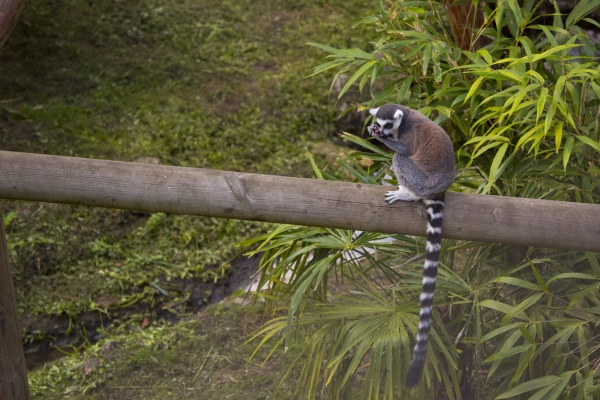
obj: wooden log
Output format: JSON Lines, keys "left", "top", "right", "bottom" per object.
{"left": 0, "top": 209, "right": 30, "bottom": 399}
{"left": 0, "top": 0, "right": 29, "bottom": 50}
{"left": 0, "top": 151, "right": 598, "bottom": 252}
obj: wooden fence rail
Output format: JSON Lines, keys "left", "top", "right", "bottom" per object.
{"left": 0, "top": 150, "right": 599, "bottom": 251}
{"left": 0, "top": 150, "right": 600, "bottom": 400}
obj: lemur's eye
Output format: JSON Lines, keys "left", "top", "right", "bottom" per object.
{"left": 384, "top": 123, "right": 393, "bottom": 129}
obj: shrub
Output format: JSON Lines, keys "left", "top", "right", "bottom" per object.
{"left": 247, "top": 1, "right": 600, "bottom": 398}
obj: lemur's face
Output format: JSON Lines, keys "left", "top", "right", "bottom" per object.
{"left": 367, "top": 105, "right": 404, "bottom": 139}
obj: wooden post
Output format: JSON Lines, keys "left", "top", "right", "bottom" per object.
{"left": 0, "top": 0, "right": 29, "bottom": 50}
{"left": 0, "top": 210, "right": 30, "bottom": 399}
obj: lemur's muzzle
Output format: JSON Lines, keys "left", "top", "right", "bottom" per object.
{"left": 368, "top": 123, "right": 382, "bottom": 136}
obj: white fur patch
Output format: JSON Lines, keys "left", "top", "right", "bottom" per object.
{"left": 426, "top": 209, "right": 443, "bottom": 219}
{"left": 422, "top": 276, "right": 436, "bottom": 284}
{"left": 420, "top": 292, "right": 434, "bottom": 301}
{"left": 385, "top": 185, "right": 422, "bottom": 203}
{"left": 426, "top": 242, "right": 441, "bottom": 252}
{"left": 420, "top": 306, "right": 432, "bottom": 316}
{"left": 423, "top": 260, "right": 437, "bottom": 269}
{"left": 369, "top": 108, "right": 379, "bottom": 116}
{"left": 426, "top": 225, "right": 442, "bottom": 234}
{"left": 394, "top": 109, "right": 403, "bottom": 120}
{"left": 376, "top": 118, "right": 389, "bottom": 127}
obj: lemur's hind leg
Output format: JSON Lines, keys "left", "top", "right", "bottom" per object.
{"left": 385, "top": 185, "right": 422, "bottom": 204}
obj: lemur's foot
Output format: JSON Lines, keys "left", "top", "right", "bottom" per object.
{"left": 385, "top": 186, "right": 421, "bottom": 204}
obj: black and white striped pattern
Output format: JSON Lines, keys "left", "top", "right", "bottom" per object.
{"left": 406, "top": 195, "right": 444, "bottom": 387}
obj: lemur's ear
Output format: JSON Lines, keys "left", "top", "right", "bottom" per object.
{"left": 369, "top": 108, "right": 379, "bottom": 117}
{"left": 393, "top": 109, "right": 403, "bottom": 120}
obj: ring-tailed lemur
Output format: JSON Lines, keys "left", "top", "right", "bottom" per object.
{"left": 367, "top": 104, "right": 455, "bottom": 387}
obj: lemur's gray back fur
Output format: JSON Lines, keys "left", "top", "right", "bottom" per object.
{"left": 367, "top": 104, "right": 455, "bottom": 387}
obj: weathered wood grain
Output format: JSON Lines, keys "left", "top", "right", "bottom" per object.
{"left": 0, "top": 151, "right": 598, "bottom": 251}
{"left": 0, "top": 210, "right": 30, "bottom": 400}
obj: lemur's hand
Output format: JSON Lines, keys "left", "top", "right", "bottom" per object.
{"left": 367, "top": 124, "right": 381, "bottom": 137}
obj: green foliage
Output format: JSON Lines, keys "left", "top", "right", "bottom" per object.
{"left": 310, "top": 0, "right": 600, "bottom": 199}
{"left": 248, "top": 1, "right": 600, "bottom": 398}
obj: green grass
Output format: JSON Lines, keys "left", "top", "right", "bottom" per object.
{"left": 28, "top": 299, "right": 318, "bottom": 399}
{"left": 0, "top": 0, "right": 372, "bottom": 397}
{"left": 1, "top": 0, "right": 364, "bottom": 171}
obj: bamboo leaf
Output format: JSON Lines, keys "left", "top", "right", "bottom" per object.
{"left": 553, "top": 76, "right": 566, "bottom": 109}
{"left": 504, "top": 3, "right": 520, "bottom": 38}
{"left": 488, "top": 330, "right": 522, "bottom": 379}
{"left": 554, "top": 121, "right": 563, "bottom": 153}
{"left": 306, "top": 42, "right": 343, "bottom": 54}
{"left": 306, "top": 152, "right": 323, "bottom": 180}
{"left": 566, "top": 0, "right": 600, "bottom": 27}
{"left": 338, "top": 60, "right": 377, "bottom": 99}
{"left": 484, "top": 344, "right": 534, "bottom": 363}
{"left": 536, "top": 86, "right": 548, "bottom": 122}
{"left": 495, "top": 2, "right": 505, "bottom": 35}
{"left": 575, "top": 135, "right": 600, "bottom": 152}
{"left": 547, "top": 272, "right": 599, "bottom": 285}
{"left": 526, "top": 70, "right": 544, "bottom": 84}
{"left": 464, "top": 135, "right": 511, "bottom": 147}
{"left": 501, "top": 292, "right": 544, "bottom": 325}
{"left": 545, "top": 371, "right": 575, "bottom": 400}
{"left": 479, "top": 300, "right": 528, "bottom": 320}
{"left": 527, "top": 385, "right": 557, "bottom": 400}
{"left": 516, "top": 124, "right": 543, "bottom": 150}
{"left": 528, "top": 260, "right": 548, "bottom": 292}
{"left": 341, "top": 133, "right": 390, "bottom": 157}
{"left": 423, "top": 43, "right": 432, "bottom": 75}
{"left": 568, "top": 282, "right": 600, "bottom": 308}
{"left": 519, "top": 325, "right": 535, "bottom": 344}
{"left": 494, "top": 277, "right": 540, "bottom": 291}
{"left": 495, "top": 376, "right": 562, "bottom": 399}
{"left": 586, "top": 252, "right": 600, "bottom": 276}
{"left": 307, "top": 60, "right": 350, "bottom": 78}
{"left": 507, "top": 0, "right": 523, "bottom": 31}
{"left": 485, "top": 143, "right": 509, "bottom": 193}
{"left": 477, "top": 49, "right": 493, "bottom": 64}
{"left": 478, "top": 322, "right": 524, "bottom": 345}
{"left": 395, "top": 76, "right": 413, "bottom": 103}
{"left": 563, "top": 136, "right": 574, "bottom": 171}
{"left": 544, "top": 104, "right": 555, "bottom": 135}
{"left": 530, "top": 44, "right": 580, "bottom": 63}
{"left": 464, "top": 76, "right": 485, "bottom": 103}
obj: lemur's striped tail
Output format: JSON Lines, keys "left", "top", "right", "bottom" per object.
{"left": 406, "top": 194, "right": 445, "bottom": 387}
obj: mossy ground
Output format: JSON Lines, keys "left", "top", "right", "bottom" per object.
{"left": 28, "top": 298, "right": 365, "bottom": 399}
{"left": 29, "top": 299, "right": 320, "bottom": 399}
{"left": 0, "top": 0, "right": 371, "bottom": 397}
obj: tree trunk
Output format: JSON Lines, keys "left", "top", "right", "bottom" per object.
{"left": 0, "top": 0, "right": 29, "bottom": 51}
{"left": 0, "top": 209, "right": 30, "bottom": 399}
{"left": 446, "top": 0, "right": 490, "bottom": 51}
